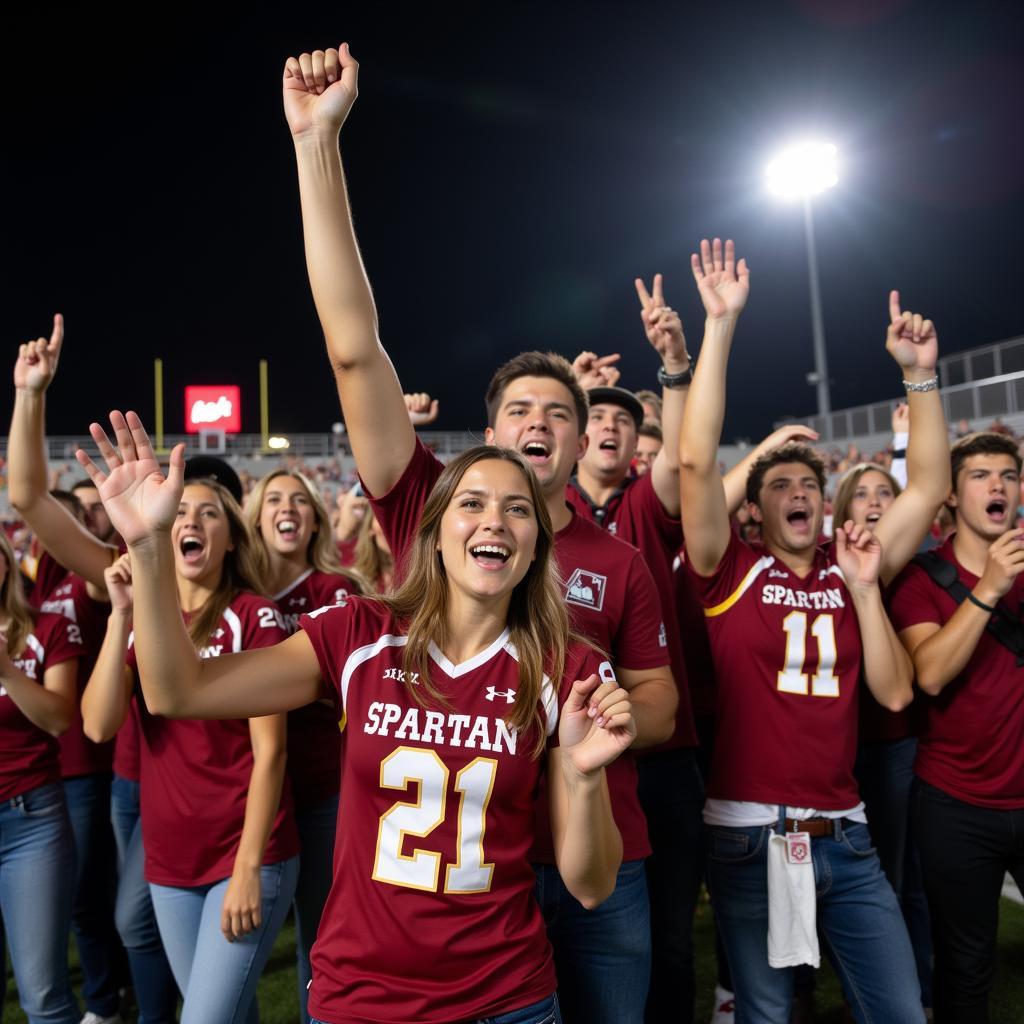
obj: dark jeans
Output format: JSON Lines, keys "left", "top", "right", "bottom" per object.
{"left": 636, "top": 747, "right": 705, "bottom": 1024}
{"left": 855, "top": 738, "right": 932, "bottom": 1006}
{"left": 912, "top": 777, "right": 1024, "bottom": 1023}
{"left": 64, "top": 772, "right": 127, "bottom": 1017}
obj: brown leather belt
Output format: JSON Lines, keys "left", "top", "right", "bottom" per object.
{"left": 784, "top": 817, "right": 844, "bottom": 837}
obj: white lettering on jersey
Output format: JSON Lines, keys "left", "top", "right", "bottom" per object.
{"left": 565, "top": 569, "right": 607, "bottom": 612}
{"left": 760, "top": 584, "right": 845, "bottom": 610}
{"left": 40, "top": 596, "right": 77, "bottom": 624}
{"left": 362, "top": 702, "right": 518, "bottom": 755}
{"left": 383, "top": 667, "right": 420, "bottom": 685}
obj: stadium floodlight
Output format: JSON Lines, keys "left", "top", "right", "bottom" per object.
{"left": 268, "top": 435, "right": 291, "bottom": 450}
{"left": 765, "top": 142, "right": 838, "bottom": 199}
{"left": 765, "top": 141, "right": 839, "bottom": 417}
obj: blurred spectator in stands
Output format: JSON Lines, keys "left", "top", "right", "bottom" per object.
{"left": 634, "top": 388, "right": 662, "bottom": 426}
{"left": 633, "top": 423, "right": 663, "bottom": 477}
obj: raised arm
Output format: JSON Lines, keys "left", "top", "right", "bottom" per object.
{"left": 634, "top": 274, "right": 691, "bottom": 517}
{"left": 9, "top": 316, "right": 116, "bottom": 588}
{"left": 81, "top": 555, "right": 135, "bottom": 742}
{"left": 549, "top": 673, "right": 634, "bottom": 908}
{"left": 285, "top": 43, "right": 414, "bottom": 497}
{"left": 678, "top": 239, "right": 750, "bottom": 574}
{"left": 721, "top": 424, "right": 821, "bottom": 516}
{"left": 835, "top": 521, "right": 913, "bottom": 710}
{"left": 76, "top": 413, "right": 324, "bottom": 720}
{"left": 873, "top": 293, "right": 950, "bottom": 584}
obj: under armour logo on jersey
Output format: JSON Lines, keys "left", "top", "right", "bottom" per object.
{"left": 485, "top": 687, "right": 516, "bottom": 704}
{"left": 565, "top": 569, "right": 607, "bottom": 612}
{"left": 768, "top": 569, "right": 789, "bottom": 579}
{"left": 608, "top": 522, "right": 618, "bottom": 536}
{"left": 288, "top": 596, "right": 307, "bottom": 607}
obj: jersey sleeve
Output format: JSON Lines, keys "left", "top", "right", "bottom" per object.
{"left": 242, "top": 600, "right": 290, "bottom": 651}
{"left": 887, "top": 561, "right": 946, "bottom": 632}
{"left": 366, "top": 438, "right": 444, "bottom": 581}
{"left": 298, "top": 602, "right": 361, "bottom": 708}
{"left": 612, "top": 552, "right": 670, "bottom": 670}
{"left": 37, "top": 612, "right": 84, "bottom": 669}
{"left": 629, "top": 473, "right": 683, "bottom": 551}
{"left": 683, "top": 530, "right": 760, "bottom": 609}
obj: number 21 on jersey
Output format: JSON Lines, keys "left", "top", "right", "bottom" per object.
{"left": 373, "top": 747, "right": 497, "bottom": 894}
{"left": 777, "top": 611, "right": 839, "bottom": 697}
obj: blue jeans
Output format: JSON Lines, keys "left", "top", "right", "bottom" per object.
{"left": 110, "top": 774, "right": 179, "bottom": 1023}
{"left": 294, "top": 792, "right": 339, "bottom": 1024}
{"left": 150, "top": 855, "right": 299, "bottom": 1024}
{"left": 855, "top": 738, "right": 933, "bottom": 1007}
{"left": 312, "top": 992, "right": 561, "bottom": 1024}
{"left": 533, "top": 858, "right": 650, "bottom": 1024}
{"left": 637, "top": 748, "right": 705, "bottom": 1024}
{"left": 706, "top": 817, "right": 924, "bottom": 1024}
{"left": 0, "top": 781, "right": 80, "bottom": 1024}
{"left": 64, "top": 771, "right": 126, "bottom": 1017}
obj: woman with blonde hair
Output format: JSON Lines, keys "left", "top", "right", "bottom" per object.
{"left": 81, "top": 441, "right": 300, "bottom": 1024}
{"left": 246, "top": 467, "right": 365, "bottom": 1023}
{"left": 0, "top": 528, "right": 82, "bottom": 1022}
{"left": 79, "top": 412, "right": 633, "bottom": 1024}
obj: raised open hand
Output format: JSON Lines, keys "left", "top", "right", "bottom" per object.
{"left": 635, "top": 274, "right": 689, "bottom": 369}
{"left": 834, "top": 519, "right": 882, "bottom": 592}
{"left": 572, "top": 351, "right": 621, "bottom": 390}
{"left": 14, "top": 314, "right": 63, "bottom": 394}
{"left": 404, "top": 392, "right": 440, "bottom": 426}
{"left": 558, "top": 671, "right": 635, "bottom": 778}
{"left": 690, "top": 238, "right": 750, "bottom": 321}
{"left": 283, "top": 42, "right": 359, "bottom": 139}
{"left": 75, "top": 412, "right": 185, "bottom": 549}
{"left": 885, "top": 291, "right": 938, "bottom": 375}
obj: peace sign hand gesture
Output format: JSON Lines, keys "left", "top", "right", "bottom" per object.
{"left": 14, "top": 314, "right": 63, "bottom": 395}
{"left": 885, "top": 291, "right": 938, "bottom": 377}
{"left": 75, "top": 412, "right": 186, "bottom": 550}
{"left": 635, "top": 274, "right": 689, "bottom": 371}
{"left": 690, "top": 238, "right": 750, "bottom": 321}
{"left": 283, "top": 42, "right": 360, "bottom": 140}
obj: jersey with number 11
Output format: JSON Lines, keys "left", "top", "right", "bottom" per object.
{"left": 300, "top": 598, "right": 603, "bottom": 1024}
{"left": 687, "top": 532, "right": 864, "bottom": 809}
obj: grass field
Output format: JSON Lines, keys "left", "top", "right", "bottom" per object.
{"left": 5, "top": 897, "right": 1024, "bottom": 1022}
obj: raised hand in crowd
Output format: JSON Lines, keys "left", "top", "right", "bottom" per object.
{"left": 104, "top": 553, "right": 134, "bottom": 614}
{"left": 634, "top": 273, "right": 689, "bottom": 372}
{"left": 690, "top": 237, "right": 750, "bottom": 322}
{"left": 886, "top": 290, "right": 939, "bottom": 384}
{"left": 13, "top": 314, "right": 63, "bottom": 395}
{"left": 404, "top": 392, "right": 439, "bottom": 426}
{"left": 571, "top": 350, "right": 621, "bottom": 390}
{"left": 334, "top": 487, "right": 370, "bottom": 542}
{"left": 283, "top": 42, "right": 359, "bottom": 140}
{"left": 892, "top": 401, "right": 910, "bottom": 435}
{"left": 722, "top": 423, "right": 820, "bottom": 515}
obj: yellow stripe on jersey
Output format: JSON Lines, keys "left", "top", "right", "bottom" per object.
{"left": 704, "top": 555, "right": 776, "bottom": 618}
{"left": 338, "top": 710, "right": 347, "bottom": 734}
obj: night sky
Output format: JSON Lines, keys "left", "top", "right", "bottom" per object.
{"left": 5, "top": 2, "right": 1023, "bottom": 444}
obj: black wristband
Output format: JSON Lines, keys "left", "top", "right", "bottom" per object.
{"left": 967, "top": 592, "right": 996, "bottom": 614}
{"left": 658, "top": 364, "right": 693, "bottom": 389}
{"left": 892, "top": 448, "right": 907, "bottom": 459}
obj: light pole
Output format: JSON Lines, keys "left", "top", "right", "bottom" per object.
{"left": 766, "top": 142, "right": 839, "bottom": 417}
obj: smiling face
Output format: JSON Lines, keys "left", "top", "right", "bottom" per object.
{"left": 750, "top": 461, "right": 824, "bottom": 556}
{"left": 581, "top": 403, "right": 638, "bottom": 482}
{"left": 484, "top": 376, "right": 588, "bottom": 495}
{"left": 172, "top": 483, "right": 234, "bottom": 586}
{"left": 258, "top": 474, "right": 317, "bottom": 561}
{"left": 437, "top": 459, "right": 539, "bottom": 605}
{"left": 847, "top": 469, "right": 897, "bottom": 532}
{"left": 949, "top": 453, "right": 1021, "bottom": 541}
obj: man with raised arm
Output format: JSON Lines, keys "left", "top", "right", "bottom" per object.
{"left": 285, "top": 42, "right": 676, "bottom": 1024}
{"left": 566, "top": 279, "right": 704, "bottom": 1024}
{"left": 677, "top": 237, "right": 944, "bottom": 1024}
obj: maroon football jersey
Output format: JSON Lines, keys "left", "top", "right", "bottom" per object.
{"left": 888, "top": 537, "right": 1024, "bottom": 808}
{"left": 0, "top": 610, "right": 83, "bottom": 800}
{"left": 567, "top": 473, "right": 698, "bottom": 750}
{"left": 273, "top": 569, "right": 358, "bottom": 809}
{"left": 32, "top": 553, "right": 115, "bottom": 777}
{"left": 128, "top": 592, "right": 299, "bottom": 886}
{"left": 687, "top": 532, "right": 865, "bottom": 809}
{"left": 301, "top": 597, "right": 607, "bottom": 1023}
{"left": 367, "top": 439, "right": 665, "bottom": 860}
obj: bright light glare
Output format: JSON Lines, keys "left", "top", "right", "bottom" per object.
{"left": 268, "top": 436, "right": 290, "bottom": 450}
{"left": 766, "top": 142, "right": 838, "bottom": 198}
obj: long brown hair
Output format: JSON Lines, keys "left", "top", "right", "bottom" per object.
{"left": 832, "top": 463, "right": 902, "bottom": 529}
{"left": 0, "top": 532, "right": 34, "bottom": 658}
{"left": 246, "top": 469, "right": 366, "bottom": 593}
{"left": 180, "top": 479, "right": 265, "bottom": 650}
{"left": 378, "top": 446, "right": 574, "bottom": 757}
{"left": 351, "top": 512, "right": 393, "bottom": 593}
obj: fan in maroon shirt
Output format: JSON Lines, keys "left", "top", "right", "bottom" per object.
{"left": 77, "top": 408, "right": 634, "bottom": 1024}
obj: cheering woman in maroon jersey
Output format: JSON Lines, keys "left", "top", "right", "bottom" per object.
{"left": 246, "top": 468, "right": 365, "bottom": 1024}
{"left": 81, "top": 467, "right": 300, "bottom": 1024}
{"left": 78, "top": 412, "right": 633, "bottom": 1024}
{"left": 0, "top": 528, "right": 82, "bottom": 1022}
